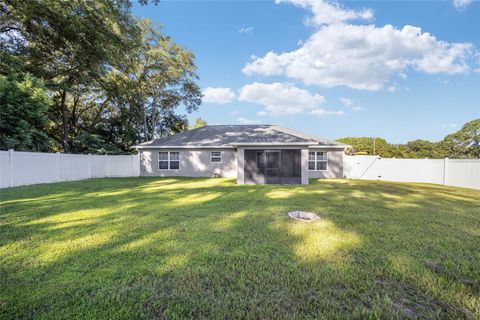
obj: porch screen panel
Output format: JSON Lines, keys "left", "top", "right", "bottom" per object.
{"left": 281, "top": 150, "right": 301, "bottom": 178}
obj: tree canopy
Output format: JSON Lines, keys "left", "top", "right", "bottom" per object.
{"left": 338, "top": 119, "right": 480, "bottom": 159}
{"left": 0, "top": 74, "right": 51, "bottom": 151}
{"left": 1, "top": 0, "right": 201, "bottom": 154}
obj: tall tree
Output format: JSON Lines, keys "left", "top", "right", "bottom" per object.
{"left": 442, "top": 119, "right": 480, "bottom": 158}
{"left": 1, "top": 0, "right": 140, "bottom": 152}
{"left": 2, "top": 1, "right": 202, "bottom": 154}
{"left": 107, "top": 19, "right": 202, "bottom": 142}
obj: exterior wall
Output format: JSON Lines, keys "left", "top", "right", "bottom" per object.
{"left": 236, "top": 147, "right": 245, "bottom": 184}
{"left": 139, "top": 148, "right": 237, "bottom": 178}
{"left": 301, "top": 148, "right": 309, "bottom": 184}
{"left": 307, "top": 148, "right": 345, "bottom": 179}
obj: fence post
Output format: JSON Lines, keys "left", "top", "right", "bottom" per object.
{"left": 8, "top": 149, "right": 14, "bottom": 187}
{"left": 130, "top": 154, "right": 134, "bottom": 176}
{"left": 56, "top": 152, "right": 61, "bottom": 182}
{"left": 88, "top": 154, "right": 92, "bottom": 179}
{"left": 104, "top": 154, "right": 107, "bottom": 177}
{"left": 443, "top": 157, "right": 449, "bottom": 186}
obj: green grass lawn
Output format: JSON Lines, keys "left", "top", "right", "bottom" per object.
{"left": 1, "top": 178, "right": 479, "bottom": 319}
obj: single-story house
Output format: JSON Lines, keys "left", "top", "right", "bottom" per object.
{"left": 134, "top": 125, "right": 349, "bottom": 185}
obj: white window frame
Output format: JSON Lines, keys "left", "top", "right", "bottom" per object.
{"left": 210, "top": 151, "right": 222, "bottom": 163}
{"left": 308, "top": 151, "right": 328, "bottom": 171}
{"left": 158, "top": 151, "right": 180, "bottom": 170}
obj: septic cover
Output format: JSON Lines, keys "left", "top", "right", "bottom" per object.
{"left": 288, "top": 211, "right": 320, "bottom": 222}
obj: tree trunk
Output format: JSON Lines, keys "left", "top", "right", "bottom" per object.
{"left": 143, "top": 103, "right": 148, "bottom": 142}
{"left": 151, "top": 104, "right": 157, "bottom": 140}
{"left": 60, "top": 90, "right": 69, "bottom": 152}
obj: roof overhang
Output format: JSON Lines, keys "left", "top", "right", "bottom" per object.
{"left": 308, "top": 145, "right": 350, "bottom": 149}
{"left": 230, "top": 142, "right": 316, "bottom": 147}
{"left": 133, "top": 145, "right": 234, "bottom": 149}
{"left": 133, "top": 143, "right": 351, "bottom": 149}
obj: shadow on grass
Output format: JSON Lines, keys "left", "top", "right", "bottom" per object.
{"left": 0, "top": 177, "right": 479, "bottom": 319}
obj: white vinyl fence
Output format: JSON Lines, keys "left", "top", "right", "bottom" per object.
{"left": 2, "top": 151, "right": 478, "bottom": 190}
{"left": 0, "top": 150, "right": 139, "bottom": 188}
{"left": 344, "top": 156, "right": 480, "bottom": 190}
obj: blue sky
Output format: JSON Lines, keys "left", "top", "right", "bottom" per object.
{"left": 133, "top": 0, "right": 479, "bottom": 143}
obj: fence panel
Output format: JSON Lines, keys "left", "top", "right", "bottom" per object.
{"left": 447, "top": 159, "right": 480, "bottom": 189}
{"left": 105, "top": 155, "right": 138, "bottom": 176}
{"left": 12, "top": 152, "right": 59, "bottom": 187}
{"left": 344, "top": 156, "right": 479, "bottom": 189}
{"left": 343, "top": 156, "right": 378, "bottom": 179}
{"left": 60, "top": 154, "right": 90, "bottom": 181}
{"left": 91, "top": 155, "right": 106, "bottom": 178}
{"left": 0, "top": 150, "right": 139, "bottom": 188}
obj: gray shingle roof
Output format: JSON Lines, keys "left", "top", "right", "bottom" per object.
{"left": 135, "top": 125, "right": 348, "bottom": 148}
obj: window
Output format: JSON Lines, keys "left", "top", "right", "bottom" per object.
{"left": 169, "top": 152, "right": 179, "bottom": 169}
{"left": 159, "top": 152, "right": 169, "bottom": 170}
{"left": 308, "top": 152, "right": 316, "bottom": 170}
{"left": 210, "top": 151, "right": 222, "bottom": 163}
{"left": 159, "top": 151, "right": 180, "bottom": 170}
{"left": 308, "top": 151, "right": 328, "bottom": 171}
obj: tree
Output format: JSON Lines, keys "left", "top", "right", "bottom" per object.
{"left": 405, "top": 139, "right": 443, "bottom": 158}
{"left": 337, "top": 137, "right": 393, "bottom": 157}
{"left": 1, "top": 0, "right": 140, "bottom": 152}
{"left": 192, "top": 117, "right": 207, "bottom": 129}
{"left": 338, "top": 119, "right": 479, "bottom": 159}
{"left": 1, "top": 1, "right": 201, "bottom": 154}
{"left": 0, "top": 74, "right": 51, "bottom": 151}
{"left": 442, "top": 119, "right": 480, "bottom": 158}
{"left": 107, "top": 19, "right": 202, "bottom": 142}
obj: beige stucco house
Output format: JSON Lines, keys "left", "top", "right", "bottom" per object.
{"left": 134, "top": 125, "right": 349, "bottom": 185}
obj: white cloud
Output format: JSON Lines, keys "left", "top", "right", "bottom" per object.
{"left": 239, "top": 82, "right": 328, "bottom": 116}
{"left": 453, "top": 0, "right": 472, "bottom": 9}
{"left": 238, "top": 117, "right": 259, "bottom": 124}
{"left": 202, "top": 87, "right": 236, "bottom": 104}
{"left": 340, "top": 98, "right": 353, "bottom": 107}
{"left": 275, "top": 0, "right": 373, "bottom": 26}
{"left": 243, "top": 1, "right": 475, "bottom": 91}
{"left": 351, "top": 106, "right": 363, "bottom": 111}
{"left": 239, "top": 27, "right": 254, "bottom": 34}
